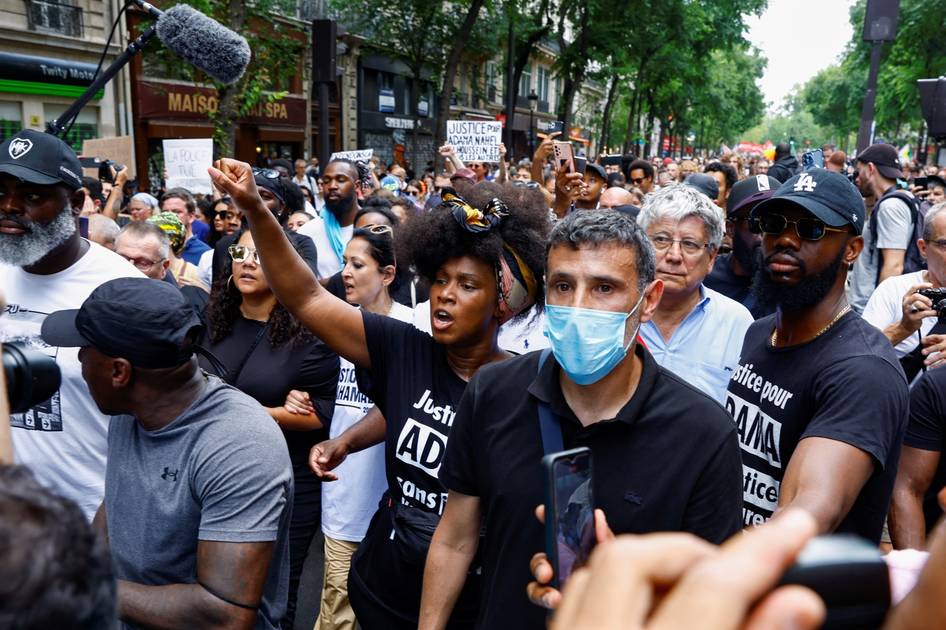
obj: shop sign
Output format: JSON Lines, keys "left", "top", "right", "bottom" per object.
{"left": 384, "top": 116, "right": 415, "bottom": 130}
{"left": 379, "top": 88, "right": 395, "bottom": 113}
{"left": 137, "top": 81, "right": 306, "bottom": 126}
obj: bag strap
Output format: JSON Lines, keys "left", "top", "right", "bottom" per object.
{"left": 870, "top": 188, "right": 919, "bottom": 282}
{"left": 224, "top": 322, "right": 269, "bottom": 385}
{"left": 536, "top": 348, "right": 564, "bottom": 455}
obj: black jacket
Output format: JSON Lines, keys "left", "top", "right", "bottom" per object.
{"left": 767, "top": 155, "right": 800, "bottom": 184}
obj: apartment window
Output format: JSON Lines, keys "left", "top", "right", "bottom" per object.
{"left": 485, "top": 62, "right": 498, "bottom": 103}
{"left": 518, "top": 64, "right": 532, "bottom": 98}
{"left": 25, "top": 0, "right": 83, "bottom": 37}
{"left": 537, "top": 67, "right": 550, "bottom": 105}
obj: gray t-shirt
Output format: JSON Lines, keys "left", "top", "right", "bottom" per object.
{"left": 105, "top": 375, "right": 293, "bottom": 629}
{"left": 849, "top": 196, "right": 913, "bottom": 313}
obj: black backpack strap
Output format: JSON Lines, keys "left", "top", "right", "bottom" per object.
{"left": 870, "top": 188, "right": 919, "bottom": 283}
{"left": 535, "top": 348, "right": 564, "bottom": 455}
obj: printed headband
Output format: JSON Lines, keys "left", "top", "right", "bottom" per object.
{"left": 441, "top": 188, "right": 509, "bottom": 233}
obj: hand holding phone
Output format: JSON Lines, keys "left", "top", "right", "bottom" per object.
{"left": 544, "top": 447, "right": 595, "bottom": 588}
{"left": 553, "top": 141, "right": 576, "bottom": 174}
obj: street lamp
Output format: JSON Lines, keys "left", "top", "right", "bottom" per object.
{"left": 857, "top": 0, "right": 900, "bottom": 152}
{"left": 528, "top": 89, "right": 539, "bottom": 155}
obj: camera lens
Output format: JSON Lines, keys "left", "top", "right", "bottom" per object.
{"left": 2, "top": 343, "right": 61, "bottom": 414}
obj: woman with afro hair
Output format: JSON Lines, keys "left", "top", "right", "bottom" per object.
{"left": 210, "top": 158, "right": 549, "bottom": 630}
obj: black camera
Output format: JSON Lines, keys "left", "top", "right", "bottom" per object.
{"left": 918, "top": 287, "right": 946, "bottom": 319}
{"left": 98, "top": 159, "right": 125, "bottom": 184}
{"left": 2, "top": 343, "right": 61, "bottom": 414}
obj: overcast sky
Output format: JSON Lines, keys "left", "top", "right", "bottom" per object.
{"left": 746, "top": 0, "right": 855, "bottom": 112}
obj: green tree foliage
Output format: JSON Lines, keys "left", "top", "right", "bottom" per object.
{"left": 798, "top": 0, "right": 946, "bottom": 149}
{"left": 145, "top": 0, "right": 306, "bottom": 156}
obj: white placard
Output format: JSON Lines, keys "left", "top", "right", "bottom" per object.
{"left": 447, "top": 120, "right": 502, "bottom": 163}
{"left": 162, "top": 138, "right": 213, "bottom": 194}
{"left": 330, "top": 149, "right": 374, "bottom": 162}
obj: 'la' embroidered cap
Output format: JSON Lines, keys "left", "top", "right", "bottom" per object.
{"left": 0, "top": 129, "right": 83, "bottom": 190}
{"left": 41, "top": 278, "right": 204, "bottom": 369}
{"left": 752, "top": 168, "right": 865, "bottom": 234}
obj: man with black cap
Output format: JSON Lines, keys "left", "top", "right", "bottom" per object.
{"left": 41, "top": 277, "right": 293, "bottom": 629}
{"left": 0, "top": 129, "right": 141, "bottom": 521}
{"left": 726, "top": 168, "right": 908, "bottom": 544}
{"left": 212, "top": 167, "right": 318, "bottom": 283}
{"left": 849, "top": 143, "right": 919, "bottom": 313}
{"left": 705, "top": 174, "right": 781, "bottom": 318}
{"left": 551, "top": 162, "right": 609, "bottom": 217}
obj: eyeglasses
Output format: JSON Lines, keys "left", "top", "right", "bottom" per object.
{"left": 228, "top": 244, "right": 261, "bottom": 264}
{"left": 512, "top": 180, "right": 541, "bottom": 190}
{"left": 253, "top": 168, "right": 280, "bottom": 179}
{"left": 359, "top": 223, "right": 393, "bottom": 237}
{"left": 120, "top": 253, "right": 164, "bottom": 269}
{"left": 749, "top": 214, "right": 849, "bottom": 241}
{"left": 650, "top": 234, "right": 712, "bottom": 256}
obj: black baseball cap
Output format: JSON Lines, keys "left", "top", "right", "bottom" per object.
{"left": 855, "top": 143, "right": 902, "bottom": 180}
{"left": 41, "top": 278, "right": 204, "bottom": 369}
{"left": 726, "top": 174, "right": 781, "bottom": 217}
{"left": 0, "top": 129, "right": 83, "bottom": 190}
{"left": 254, "top": 172, "right": 286, "bottom": 205}
{"left": 683, "top": 173, "right": 719, "bottom": 200}
{"left": 752, "top": 168, "right": 865, "bottom": 233}
{"left": 585, "top": 162, "right": 607, "bottom": 182}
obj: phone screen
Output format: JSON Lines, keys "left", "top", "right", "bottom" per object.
{"left": 551, "top": 450, "right": 594, "bottom": 585}
{"left": 802, "top": 149, "right": 824, "bottom": 170}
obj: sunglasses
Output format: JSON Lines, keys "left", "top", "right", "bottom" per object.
{"left": 253, "top": 168, "right": 280, "bottom": 179}
{"left": 228, "top": 244, "right": 261, "bottom": 264}
{"left": 359, "top": 223, "right": 393, "bottom": 237}
{"left": 749, "top": 214, "right": 849, "bottom": 241}
{"left": 512, "top": 180, "right": 541, "bottom": 190}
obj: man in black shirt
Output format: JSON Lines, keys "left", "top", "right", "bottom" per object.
{"left": 890, "top": 366, "right": 946, "bottom": 549}
{"left": 766, "top": 142, "right": 800, "bottom": 184}
{"left": 418, "top": 210, "right": 743, "bottom": 630}
{"left": 727, "top": 168, "right": 908, "bottom": 544}
{"left": 705, "top": 174, "right": 780, "bottom": 318}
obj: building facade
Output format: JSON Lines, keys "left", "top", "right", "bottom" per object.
{"left": 0, "top": 0, "right": 128, "bottom": 151}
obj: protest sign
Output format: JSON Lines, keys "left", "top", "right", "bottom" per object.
{"left": 162, "top": 138, "right": 213, "bottom": 194}
{"left": 330, "top": 149, "right": 373, "bottom": 162}
{"left": 81, "top": 136, "right": 136, "bottom": 178}
{"left": 446, "top": 120, "right": 502, "bottom": 163}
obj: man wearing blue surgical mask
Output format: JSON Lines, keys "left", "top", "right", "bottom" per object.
{"left": 420, "top": 209, "right": 743, "bottom": 630}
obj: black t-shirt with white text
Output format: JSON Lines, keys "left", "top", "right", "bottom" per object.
{"left": 348, "top": 311, "right": 479, "bottom": 625}
{"left": 903, "top": 367, "right": 946, "bottom": 532}
{"left": 726, "top": 312, "right": 908, "bottom": 542}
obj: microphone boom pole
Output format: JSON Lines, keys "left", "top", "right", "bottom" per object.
{"left": 46, "top": 23, "right": 157, "bottom": 137}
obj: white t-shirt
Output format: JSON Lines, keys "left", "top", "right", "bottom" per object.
{"left": 862, "top": 270, "right": 935, "bottom": 358}
{"left": 412, "top": 300, "right": 550, "bottom": 355}
{"left": 197, "top": 248, "right": 214, "bottom": 289}
{"left": 321, "top": 301, "right": 414, "bottom": 542}
{"left": 297, "top": 211, "right": 353, "bottom": 278}
{"left": 0, "top": 241, "right": 142, "bottom": 520}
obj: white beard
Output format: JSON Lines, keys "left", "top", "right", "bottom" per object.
{"left": 0, "top": 209, "right": 76, "bottom": 267}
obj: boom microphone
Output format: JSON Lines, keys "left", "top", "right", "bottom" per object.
{"left": 143, "top": 1, "right": 251, "bottom": 85}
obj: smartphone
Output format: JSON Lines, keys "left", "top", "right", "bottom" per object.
{"left": 574, "top": 156, "right": 588, "bottom": 174}
{"left": 601, "top": 154, "right": 622, "bottom": 166}
{"left": 553, "top": 141, "right": 575, "bottom": 174}
{"left": 543, "top": 447, "right": 595, "bottom": 588}
{"left": 914, "top": 176, "right": 929, "bottom": 189}
{"left": 802, "top": 149, "right": 825, "bottom": 170}
{"left": 538, "top": 120, "right": 565, "bottom": 135}
{"left": 78, "top": 216, "right": 89, "bottom": 239}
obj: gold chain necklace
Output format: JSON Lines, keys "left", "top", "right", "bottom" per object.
{"left": 770, "top": 305, "right": 852, "bottom": 347}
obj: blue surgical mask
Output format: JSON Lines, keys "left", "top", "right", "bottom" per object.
{"left": 544, "top": 293, "right": 646, "bottom": 386}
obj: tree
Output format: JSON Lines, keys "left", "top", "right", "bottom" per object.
{"left": 145, "top": 0, "right": 306, "bottom": 156}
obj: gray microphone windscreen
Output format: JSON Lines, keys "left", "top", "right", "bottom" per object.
{"left": 155, "top": 4, "right": 251, "bottom": 85}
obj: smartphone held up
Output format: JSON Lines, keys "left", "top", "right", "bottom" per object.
{"left": 543, "top": 447, "right": 595, "bottom": 589}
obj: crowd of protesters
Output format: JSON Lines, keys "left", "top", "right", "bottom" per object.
{"left": 5, "top": 122, "right": 946, "bottom": 630}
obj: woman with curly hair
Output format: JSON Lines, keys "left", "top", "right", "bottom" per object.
{"left": 198, "top": 227, "right": 340, "bottom": 630}
{"left": 210, "top": 158, "right": 550, "bottom": 630}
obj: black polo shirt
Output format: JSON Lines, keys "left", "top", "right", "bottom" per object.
{"left": 439, "top": 343, "right": 743, "bottom": 630}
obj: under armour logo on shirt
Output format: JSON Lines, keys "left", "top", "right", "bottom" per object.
{"left": 161, "top": 467, "right": 179, "bottom": 482}
{"left": 793, "top": 174, "right": 817, "bottom": 192}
